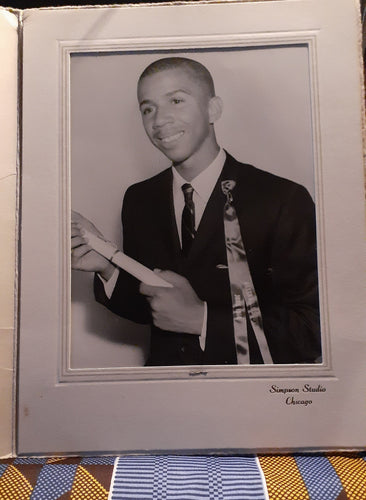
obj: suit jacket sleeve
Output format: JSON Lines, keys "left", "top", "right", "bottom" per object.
{"left": 259, "top": 183, "right": 321, "bottom": 363}
{"left": 94, "top": 186, "right": 151, "bottom": 325}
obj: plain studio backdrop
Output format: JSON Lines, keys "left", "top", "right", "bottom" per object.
{"left": 71, "top": 45, "right": 315, "bottom": 368}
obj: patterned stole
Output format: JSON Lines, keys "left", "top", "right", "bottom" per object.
{"left": 221, "top": 180, "right": 273, "bottom": 364}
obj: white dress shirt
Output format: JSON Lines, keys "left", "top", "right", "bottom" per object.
{"left": 172, "top": 148, "right": 226, "bottom": 243}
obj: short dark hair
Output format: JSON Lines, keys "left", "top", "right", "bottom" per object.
{"left": 138, "top": 57, "right": 216, "bottom": 97}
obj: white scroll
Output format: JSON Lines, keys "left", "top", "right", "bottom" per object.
{"left": 81, "top": 228, "right": 173, "bottom": 288}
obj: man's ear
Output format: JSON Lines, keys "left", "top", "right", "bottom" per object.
{"left": 208, "top": 96, "right": 223, "bottom": 124}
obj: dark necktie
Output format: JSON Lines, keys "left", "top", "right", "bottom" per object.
{"left": 181, "top": 183, "right": 196, "bottom": 256}
{"left": 221, "top": 180, "right": 273, "bottom": 364}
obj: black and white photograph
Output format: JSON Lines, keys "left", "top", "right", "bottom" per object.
{"left": 70, "top": 47, "right": 322, "bottom": 370}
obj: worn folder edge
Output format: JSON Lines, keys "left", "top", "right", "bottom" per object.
{"left": 2, "top": 0, "right": 366, "bottom": 458}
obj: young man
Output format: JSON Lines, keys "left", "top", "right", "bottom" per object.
{"left": 71, "top": 57, "right": 321, "bottom": 366}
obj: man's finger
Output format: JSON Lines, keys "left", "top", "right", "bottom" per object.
{"left": 153, "top": 269, "right": 187, "bottom": 287}
{"left": 140, "top": 282, "right": 160, "bottom": 297}
{"left": 71, "top": 223, "right": 82, "bottom": 237}
{"left": 71, "top": 235, "right": 86, "bottom": 248}
{"left": 71, "top": 210, "right": 104, "bottom": 238}
{"left": 71, "top": 210, "right": 85, "bottom": 224}
{"left": 71, "top": 227, "right": 81, "bottom": 237}
{"left": 72, "top": 244, "right": 92, "bottom": 259}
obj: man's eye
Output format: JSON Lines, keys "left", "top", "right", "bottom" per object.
{"left": 142, "top": 107, "right": 153, "bottom": 116}
{"left": 172, "top": 98, "right": 184, "bottom": 104}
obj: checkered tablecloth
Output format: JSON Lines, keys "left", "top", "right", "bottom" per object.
{"left": 0, "top": 453, "right": 365, "bottom": 499}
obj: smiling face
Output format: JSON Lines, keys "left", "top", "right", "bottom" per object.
{"left": 137, "top": 66, "right": 222, "bottom": 180}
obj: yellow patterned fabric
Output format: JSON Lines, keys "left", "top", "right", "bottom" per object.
{"left": 70, "top": 465, "right": 109, "bottom": 500}
{"left": 0, "top": 457, "right": 115, "bottom": 500}
{"left": 259, "top": 455, "right": 310, "bottom": 500}
{"left": 0, "top": 465, "right": 33, "bottom": 500}
{"left": 327, "top": 454, "right": 366, "bottom": 499}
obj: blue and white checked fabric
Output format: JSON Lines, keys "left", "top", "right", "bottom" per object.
{"left": 30, "top": 464, "right": 79, "bottom": 500}
{"left": 294, "top": 455, "right": 344, "bottom": 499}
{"left": 109, "top": 455, "right": 268, "bottom": 500}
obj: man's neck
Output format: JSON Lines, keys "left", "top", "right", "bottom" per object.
{"left": 173, "top": 142, "right": 220, "bottom": 182}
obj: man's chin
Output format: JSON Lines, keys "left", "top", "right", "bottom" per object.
{"left": 170, "top": 156, "right": 190, "bottom": 167}
{"left": 156, "top": 147, "right": 188, "bottom": 165}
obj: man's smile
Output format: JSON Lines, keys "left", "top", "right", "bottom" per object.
{"left": 157, "top": 131, "right": 185, "bottom": 145}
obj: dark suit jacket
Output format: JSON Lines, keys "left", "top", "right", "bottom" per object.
{"left": 95, "top": 153, "right": 321, "bottom": 366}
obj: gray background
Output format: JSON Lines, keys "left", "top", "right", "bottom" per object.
{"left": 71, "top": 46, "right": 314, "bottom": 368}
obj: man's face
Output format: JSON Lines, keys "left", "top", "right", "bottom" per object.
{"left": 137, "top": 67, "right": 214, "bottom": 165}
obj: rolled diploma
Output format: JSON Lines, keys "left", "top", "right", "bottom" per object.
{"left": 82, "top": 229, "right": 173, "bottom": 288}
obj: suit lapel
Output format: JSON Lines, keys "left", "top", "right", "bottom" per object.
{"left": 153, "top": 155, "right": 251, "bottom": 265}
{"left": 218, "top": 155, "right": 263, "bottom": 260}
{"left": 189, "top": 153, "right": 241, "bottom": 261}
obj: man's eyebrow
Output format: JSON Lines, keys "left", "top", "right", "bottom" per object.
{"left": 139, "top": 99, "right": 153, "bottom": 108}
{"left": 139, "top": 89, "right": 192, "bottom": 108}
{"left": 166, "top": 88, "right": 192, "bottom": 96}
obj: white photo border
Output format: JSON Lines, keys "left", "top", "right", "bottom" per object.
{"left": 61, "top": 31, "right": 331, "bottom": 383}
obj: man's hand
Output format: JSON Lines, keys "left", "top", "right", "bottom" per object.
{"left": 71, "top": 211, "right": 115, "bottom": 280}
{"left": 139, "top": 270, "right": 205, "bottom": 334}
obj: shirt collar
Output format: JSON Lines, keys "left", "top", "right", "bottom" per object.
{"left": 172, "top": 149, "right": 226, "bottom": 202}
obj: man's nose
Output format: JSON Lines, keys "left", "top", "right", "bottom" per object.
{"left": 153, "top": 105, "right": 173, "bottom": 128}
